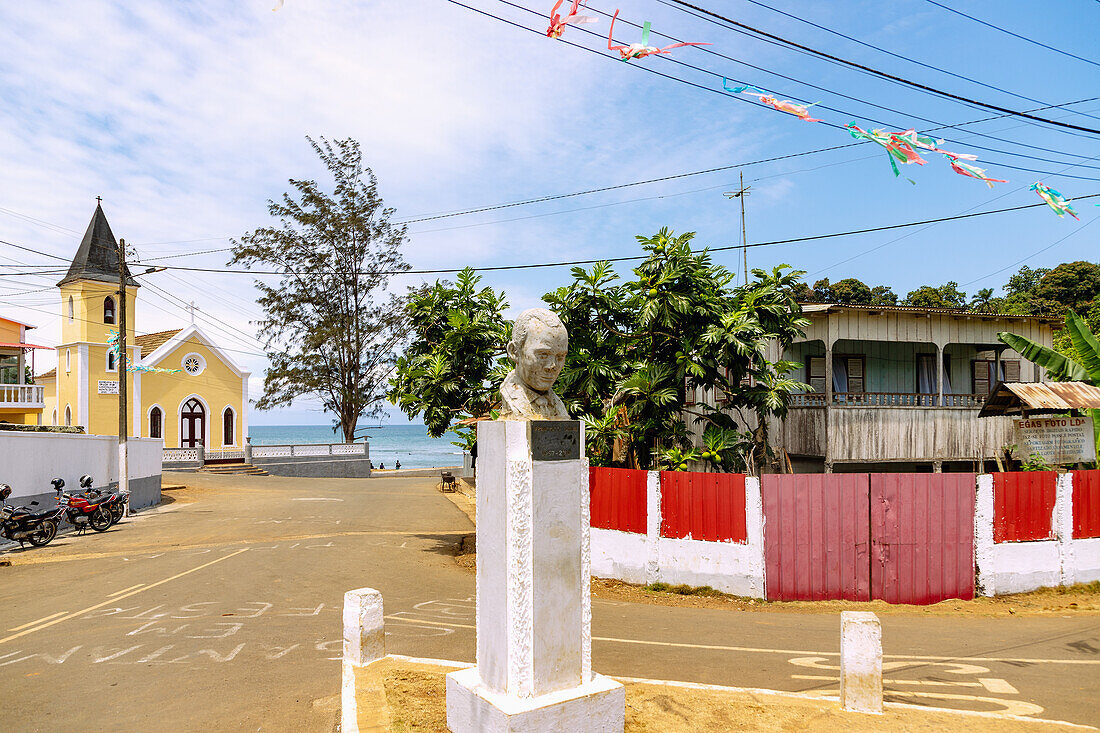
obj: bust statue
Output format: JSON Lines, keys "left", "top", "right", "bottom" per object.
{"left": 499, "top": 308, "right": 570, "bottom": 421}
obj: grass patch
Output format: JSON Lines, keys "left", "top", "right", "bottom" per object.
{"left": 643, "top": 582, "right": 730, "bottom": 598}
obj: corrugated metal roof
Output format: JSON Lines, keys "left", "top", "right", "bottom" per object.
{"left": 978, "top": 381, "right": 1100, "bottom": 416}
{"left": 799, "top": 303, "right": 1060, "bottom": 321}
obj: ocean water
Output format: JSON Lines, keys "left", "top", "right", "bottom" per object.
{"left": 248, "top": 424, "right": 464, "bottom": 470}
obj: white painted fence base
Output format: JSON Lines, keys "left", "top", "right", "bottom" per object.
{"left": 840, "top": 611, "right": 883, "bottom": 714}
{"left": 447, "top": 668, "right": 624, "bottom": 733}
{"left": 975, "top": 474, "right": 1100, "bottom": 596}
{"left": 591, "top": 475, "right": 766, "bottom": 597}
{"left": 342, "top": 588, "right": 385, "bottom": 733}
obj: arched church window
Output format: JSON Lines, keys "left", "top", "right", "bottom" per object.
{"left": 65, "top": 349, "right": 71, "bottom": 373}
{"left": 103, "top": 296, "right": 115, "bottom": 324}
{"left": 64, "top": 405, "right": 71, "bottom": 427}
{"left": 68, "top": 296, "right": 74, "bottom": 322}
{"left": 150, "top": 407, "right": 162, "bottom": 439}
{"left": 107, "top": 349, "right": 116, "bottom": 372}
{"left": 223, "top": 407, "right": 235, "bottom": 446}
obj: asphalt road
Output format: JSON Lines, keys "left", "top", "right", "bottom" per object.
{"left": 1, "top": 473, "right": 1097, "bottom": 731}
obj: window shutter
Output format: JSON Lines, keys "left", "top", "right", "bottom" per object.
{"left": 1003, "top": 360, "right": 1020, "bottom": 383}
{"left": 809, "top": 357, "right": 826, "bottom": 393}
{"left": 717, "top": 368, "right": 730, "bottom": 404}
{"left": 972, "top": 360, "right": 990, "bottom": 395}
{"left": 847, "top": 357, "right": 864, "bottom": 394}
{"left": 684, "top": 376, "right": 696, "bottom": 406}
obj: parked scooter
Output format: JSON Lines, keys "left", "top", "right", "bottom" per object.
{"left": 0, "top": 484, "right": 65, "bottom": 548}
{"left": 53, "top": 477, "right": 114, "bottom": 533}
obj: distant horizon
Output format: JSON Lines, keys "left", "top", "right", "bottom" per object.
{"left": 250, "top": 422, "right": 427, "bottom": 428}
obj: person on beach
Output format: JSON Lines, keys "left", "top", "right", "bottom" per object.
{"left": 395, "top": 460, "right": 401, "bottom": 469}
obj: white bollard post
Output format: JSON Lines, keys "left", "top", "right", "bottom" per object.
{"left": 343, "top": 588, "right": 385, "bottom": 667}
{"left": 840, "top": 611, "right": 882, "bottom": 714}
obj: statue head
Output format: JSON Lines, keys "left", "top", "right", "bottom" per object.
{"left": 507, "top": 308, "right": 568, "bottom": 393}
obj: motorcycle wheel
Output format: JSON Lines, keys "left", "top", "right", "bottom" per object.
{"left": 89, "top": 507, "right": 112, "bottom": 532}
{"left": 109, "top": 502, "right": 125, "bottom": 525}
{"left": 28, "top": 521, "right": 58, "bottom": 547}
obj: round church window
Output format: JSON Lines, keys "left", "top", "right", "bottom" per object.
{"left": 182, "top": 353, "right": 206, "bottom": 376}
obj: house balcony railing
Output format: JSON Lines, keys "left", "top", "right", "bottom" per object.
{"left": 788, "top": 392, "right": 987, "bottom": 408}
{"left": 0, "top": 384, "right": 45, "bottom": 409}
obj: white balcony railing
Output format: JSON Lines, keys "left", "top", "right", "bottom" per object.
{"left": 788, "top": 391, "right": 989, "bottom": 408}
{"left": 0, "top": 384, "right": 45, "bottom": 408}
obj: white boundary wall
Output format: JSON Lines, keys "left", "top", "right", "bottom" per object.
{"left": 975, "top": 473, "right": 1100, "bottom": 596}
{"left": 590, "top": 473, "right": 766, "bottom": 597}
{"left": 0, "top": 431, "right": 162, "bottom": 500}
{"left": 593, "top": 470, "right": 1099, "bottom": 600}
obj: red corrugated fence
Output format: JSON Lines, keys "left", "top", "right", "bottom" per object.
{"left": 659, "top": 471, "right": 747, "bottom": 543}
{"left": 993, "top": 472, "right": 1057, "bottom": 543}
{"left": 871, "top": 474, "right": 975, "bottom": 604}
{"left": 1073, "top": 470, "right": 1100, "bottom": 539}
{"left": 762, "top": 474, "right": 871, "bottom": 601}
{"left": 589, "top": 467, "right": 647, "bottom": 534}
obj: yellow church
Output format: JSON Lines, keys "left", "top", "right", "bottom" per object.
{"left": 38, "top": 203, "right": 250, "bottom": 449}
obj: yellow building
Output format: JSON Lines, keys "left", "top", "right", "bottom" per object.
{"left": 39, "top": 204, "right": 250, "bottom": 449}
{"left": 0, "top": 314, "right": 50, "bottom": 425}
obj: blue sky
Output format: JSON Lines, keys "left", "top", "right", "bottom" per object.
{"left": 1, "top": 1, "right": 1097, "bottom": 425}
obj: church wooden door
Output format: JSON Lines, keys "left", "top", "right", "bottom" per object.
{"left": 181, "top": 398, "right": 206, "bottom": 448}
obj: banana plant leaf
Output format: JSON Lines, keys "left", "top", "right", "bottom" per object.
{"left": 1066, "top": 311, "right": 1100, "bottom": 383}
{"left": 997, "top": 331, "right": 1089, "bottom": 382}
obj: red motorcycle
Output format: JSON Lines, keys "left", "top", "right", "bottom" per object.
{"left": 52, "top": 477, "right": 113, "bottom": 533}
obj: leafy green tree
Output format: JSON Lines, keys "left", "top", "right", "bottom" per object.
{"left": 829, "top": 278, "right": 874, "bottom": 305}
{"left": 1035, "top": 261, "right": 1100, "bottom": 316}
{"left": 869, "top": 285, "right": 898, "bottom": 305}
{"left": 230, "top": 136, "right": 410, "bottom": 442}
{"left": 998, "top": 311, "right": 1100, "bottom": 462}
{"left": 970, "top": 288, "right": 996, "bottom": 313}
{"left": 387, "top": 268, "right": 509, "bottom": 438}
{"left": 903, "top": 281, "right": 967, "bottom": 308}
{"left": 547, "top": 228, "right": 809, "bottom": 472}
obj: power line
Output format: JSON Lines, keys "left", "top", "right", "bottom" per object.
{"left": 922, "top": 0, "right": 1100, "bottom": 69}
{"left": 121, "top": 193, "right": 1100, "bottom": 277}
{"left": 560, "top": 0, "right": 1100, "bottom": 157}
{"left": 659, "top": 0, "right": 1100, "bottom": 134}
{"left": 959, "top": 218, "right": 1100, "bottom": 288}
{"left": 452, "top": 0, "right": 1100, "bottom": 185}
{"left": 726, "top": 0, "right": 1100, "bottom": 120}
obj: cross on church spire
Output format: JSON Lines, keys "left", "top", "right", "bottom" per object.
{"left": 188, "top": 301, "right": 197, "bottom": 324}
{"left": 96, "top": 196, "right": 102, "bottom": 205}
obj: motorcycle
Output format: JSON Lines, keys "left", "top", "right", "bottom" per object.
{"left": 53, "top": 477, "right": 114, "bottom": 533}
{"left": 0, "top": 484, "right": 65, "bottom": 548}
{"left": 72, "top": 475, "right": 126, "bottom": 526}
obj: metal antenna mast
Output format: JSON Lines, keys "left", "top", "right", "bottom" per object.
{"left": 724, "top": 172, "right": 751, "bottom": 285}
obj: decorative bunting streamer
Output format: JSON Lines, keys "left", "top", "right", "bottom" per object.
{"left": 546, "top": 0, "right": 598, "bottom": 39}
{"left": 722, "top": 79, "right": 821, "bottom": 122}
{"left": 107, "top": 330, "right": 184, "bottom": 374}
{"left": 942, "top": 153, "right": 1007, "bottom": 188}
{"left": 1030, "top": 182, "right": 1080, "bottom": 219}
{"left": 607, "top": 9, "right": 709, "bottom": 60}
{"left": 846, "top": 123, "right": 923, "bottom": 179}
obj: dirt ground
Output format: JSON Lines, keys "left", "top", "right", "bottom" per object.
{"left": 375, "top": 658, "right": 1089, "bottom": 733}
{"left": 452, "top": 541, "right": 1100, "bottom": 617}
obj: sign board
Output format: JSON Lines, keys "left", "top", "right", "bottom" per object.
{"left": 1014, "top": 416, "right": 1096, "bottom": 465}
{"left": 98, "top": 379, "right": 119, "bottom": 395}
{"left": 530, "top": 421, "right": 580, "bottom": 461}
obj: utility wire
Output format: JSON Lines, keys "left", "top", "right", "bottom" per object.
{"left": 922, "top": 0, "right": 1100, "bottom": 69}
{"left": 453, "top": 1, "right": 1100, "bottom": 185}
{"left": 726, "top": 0, "right": 1100, "bottom": 120}
{"left": 118, "top": 193, "right": 1100, "bottom": 277}
{"left": 659, "top": 0, "right": 1100, "bottom": 134}
{"left": 560, "top": 0, "right": 1100, "bottom": 157}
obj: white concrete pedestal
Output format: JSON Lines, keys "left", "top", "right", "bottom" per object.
{"left": 446, "top": 420, "right": 625, "bottom": 732}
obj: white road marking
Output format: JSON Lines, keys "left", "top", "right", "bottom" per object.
{"left": 0, "top": 549, "right": 249, "bottom": 645}
{"left": 8, "top": 612, "right": 68, "bottom": 632}
{"left": 107, "top": 584, "right": 145, "bottom": 597}
{"left": 382, "top": 617, "right": 1100, "bottom": 665}
{"left": 792, "top": 674, "right": 1019, "bottom": 694}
